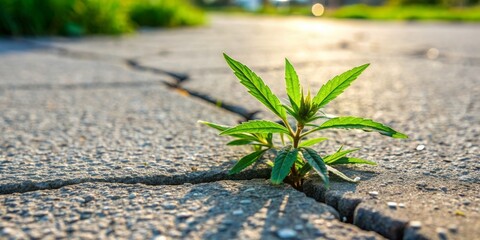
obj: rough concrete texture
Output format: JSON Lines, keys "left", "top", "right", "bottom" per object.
{"left": 0, "top": 180, "right": 384, "bottom": 240}
{"left": 303, "top": 174, "right": 479, "bottom": 240}
{"left": 0, "top": 14, "right": 479, "bottom": 240}
{"left": 0, "top": 83, "right": 270, "bottom": 194}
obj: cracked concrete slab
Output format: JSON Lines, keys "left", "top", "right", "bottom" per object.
{"left": 0, "top": 83, "right": 271, "bottom": 194}
{"left": 0, "top": 180, "right": 384, "bottom": 240}
{"left": 303, "top": 173, "right": 480, "bottom": 240}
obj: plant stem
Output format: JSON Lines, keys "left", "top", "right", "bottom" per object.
{"left": 293, "top": 123, "right": 304, "bottom": 148}
{"left": 290, "top": 123, "right": 304, "bottom": 187}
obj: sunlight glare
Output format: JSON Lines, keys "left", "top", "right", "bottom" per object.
{"left": 311, "top": 3, "right": 325, "bottom": 17}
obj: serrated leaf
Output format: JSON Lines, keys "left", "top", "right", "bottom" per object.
{"left": 327, "top": 165, "right": 360, "bottom": 182}
{"left": 224, "top": 53, "right": 286, "bottom": 119}
{"left": 313, "top": 64, "right": 369, "bottom": 108}
{"left": 229, "top": 150, "right": 267, "bottom": 175}
{"left": 271, "top": 146, "right": 298, "bottom": 184}
{"left": 301, "top": 148, "right": 329, "bottom": 187}
{"left": 324, "top": 148, "right": 359, "bottom": 164}
{"left": 198, "top": 120, "right": 230, "bottom": 131}
{"left": 285, "top": 59, "right": 302, "bottom": 108}
{"left": 227, "top": 139, "right": 253, "bottom": 146}
{"left": 299, "top": 137, "right": 328, "bottom": 147}
{"left": 220, "top": 120, "right": 290, "bottom": 135}
{"left": 198, "top": 120, "right": 260, "bottom": 141}
{"left": 316, "top": 117, "right": 408, "bottom": 139}
{"left": 329, "top": 157, "right": 377, "bottom": 165}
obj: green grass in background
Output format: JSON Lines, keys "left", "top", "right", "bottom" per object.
{"left": 129, "top": 0, "right": 205, "bottom": 27}
{"left": 206, "top": 4, "right": 480, "bottom": 22}
{"left": 0, "top": 0, "right": 206, "bottom": 36}
{"left": 327, "top": 4, "right": 480, "bottom": 21}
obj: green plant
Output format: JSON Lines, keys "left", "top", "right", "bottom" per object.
{"left": 128, "top": 0, "right": 205, "bottom": 28}
{"left": 0, "top": 0, "right": 206, "bottom": 36}
{"left": 199, "top": 54, "right": 407, "bottom": 189}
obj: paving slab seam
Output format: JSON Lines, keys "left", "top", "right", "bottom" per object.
{"left": 125, "top": 59, "right": 261, "bottom": 120}
{"left": 0, "top": 169, "right": 271, "bottom": 195}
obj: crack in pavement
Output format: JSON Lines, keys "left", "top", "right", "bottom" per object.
{"left": 10, "top": 39, "right": 263, "bottom": 121}
{"left": 0, "top": 168, "right": 271, "bottom": 195}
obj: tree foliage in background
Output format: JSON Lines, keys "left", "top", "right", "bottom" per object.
{"left": 0, "top": 0, "right": 205, "bottom": 36}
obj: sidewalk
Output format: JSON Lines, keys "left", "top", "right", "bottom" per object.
{"left": 0, "top": 15, "right": 478, "bottom": 239}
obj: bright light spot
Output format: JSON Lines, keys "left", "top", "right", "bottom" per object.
{"left": 311, "top": 3, "right": 325, "bottom": 17}
{"left": 426, "top": 48, "right": 440, "bottom": 60}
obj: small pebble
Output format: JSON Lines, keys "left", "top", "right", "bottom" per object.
{"left": 448, "top": 225, "right": 458, "bottom": 233}
{"left": 416, "top": 144, "right": 426, "bottom": 151}
{"left": 83, "top": 195, "right": 95, "bottom": 203}
{"left": 232, "top": 209, "right": 244, "bottom": 216}
{"left": 277, "top": 228, "right": 297, "bottom": 239}
{"left": 128, "top": 193, "right": 136, "bottom": 199}
{"left": 436, "top": 228, "right": 448, "bottom": 240}
{"left": 177, "top": 212, "right": 192, "bottom": 219}
{"left": 162, "top": 202, "right": 176, "bottom": 210}
{"left": 368, "top": 191, "right": 379, "bottom": 197}
{"left": 387, "top": 202, "right": 398, "bottom": 209}
{"left": 240, "top": 199, "right": 252, "bottom": 204}
{"left": 294, "top": 224, "right": 304, "bottom": 230}
{"left": 410, "top": 221, "right": 422, "bottom": 229}
{"left": 398, "top": 203, "right": 406, "bottom": 208}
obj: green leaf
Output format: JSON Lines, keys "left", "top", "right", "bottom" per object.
{"left": 198, "top": 120, "right": 260, "bottom": 141}
{"left": 227, "top": 139, "right": 253, "bottom": 146}
{"left": 271, "top": 146, "right": 298, "bottom": 184}
{"left": 329, "top": 157, "right": 377, "bottom": 165}
{"left": 198, "top": 120, "right": 230, "bottom": 131}
{"left": 327, "top": 165, "right": 360, "bottom": 183}
{"left": 224, "top": 53, "right": 286, "bottom": 119}
{"left": 313, "top": 64, "right": 369, "bottom": 108}
{"left": 324, "top": 148, "right": 359, "bottom": 164}
{"left": 229, "top": 150, "right": 267, "bottom": 175}
{"left": 301, "top": 148, "right": 329, "bottom": 187}
{"left": 220, "top": 120, "right": 290, "bottom": 135}
{"left": 316, "top": 117, "right": 408, "bottom": 139}
{"left": 285, "top": 59, "right": 302, "bottom": 108}
{"left": 299, "top": 137, "right": 328, "bottom": 147}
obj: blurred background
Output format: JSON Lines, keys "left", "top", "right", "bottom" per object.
{"left": 0, "top": 0, "right": 479, "bottom": 36}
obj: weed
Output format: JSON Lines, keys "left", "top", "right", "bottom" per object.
{"left": 199, "top": 54, "right": 407, "bottom": 189}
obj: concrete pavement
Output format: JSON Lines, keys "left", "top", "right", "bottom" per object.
{"left": 0, "top": 15, "right": 478, "bottom": 239}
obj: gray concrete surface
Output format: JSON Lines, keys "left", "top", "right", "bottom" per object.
{"left": 0, "top": 14, "right": 479, "bottom": 239}
{"left": 0, "top": 180, "right": 384, "bottom": 239}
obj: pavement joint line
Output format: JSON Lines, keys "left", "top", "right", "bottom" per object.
{"left": 0, "top": 168, "right": 271, "bottom": 195}
{"left": 125, "top": 58, "right": 189, "bottom": 82}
